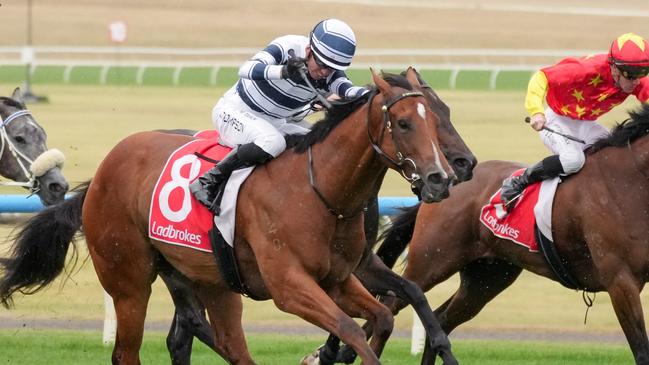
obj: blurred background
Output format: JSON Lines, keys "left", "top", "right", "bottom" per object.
{"left": 1, "top": 1, "right": 649, "bottom": 364}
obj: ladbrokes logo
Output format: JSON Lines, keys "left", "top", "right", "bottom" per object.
{"left": 151, "top": 221, "right": 202, "bottom": 245}
{"left": 482, "top": 210, "right": 520, "bottom": 239}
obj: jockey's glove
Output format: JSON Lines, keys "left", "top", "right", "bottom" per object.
{"left": 281, "top": 57, "right": 308, "bottom": 83}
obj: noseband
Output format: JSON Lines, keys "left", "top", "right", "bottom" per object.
{"left": 367, "top": 90, "right": 424, "bottom": 182}
{"left": 307, "top": 90, "right": 424, "bottom": 220}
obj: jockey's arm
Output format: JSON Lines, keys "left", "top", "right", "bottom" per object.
{"left": 328, "top": 71, "right": 369, "bottom": 99}
{"left": 238, "top": 42, "right": 288, "bottom": 81}
{"left": 525, "top": 71, "right": 549, "bottom": 131}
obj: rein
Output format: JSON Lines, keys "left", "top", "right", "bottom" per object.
{"left": 0, "top": 109, "right": 41, "bottom": 193}
{"left": 307, "top": 90, "right": 424, "bottom": 220}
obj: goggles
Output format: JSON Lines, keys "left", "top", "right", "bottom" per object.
{"left": 312, "top": 53, "right": 333, "bottom": 71}
{"left": 616, "top": 64, "right": 649, "bottom": 80}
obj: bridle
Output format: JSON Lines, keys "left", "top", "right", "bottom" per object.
{"left": 367, "top": 90, "right": 424, "bottom": 183}
{"left": 0, "top": 108, "right": 47, "bottom": 194}
{"left": 307, "top": 89, "right": 424, "bottom": 219}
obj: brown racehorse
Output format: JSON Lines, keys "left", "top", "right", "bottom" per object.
{"left": 374, "top": 104, "right": 649, "bottom": 365}
{"left": 0, "top": 68, "right": 459, "bottom": 365}
{"left": 159, "top": 71, "right": 477, "bottom": 365}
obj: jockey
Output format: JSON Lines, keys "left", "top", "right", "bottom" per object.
{"left": 501, "top": 32, "right": 649, "bottom": 207}
{"left": 190, "top": 19, "right": 367, "bottom": 214}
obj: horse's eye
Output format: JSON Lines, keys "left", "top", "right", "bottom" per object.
{"left": 14, "top": 136, "right": 26, "bottom": 144}
{"left": 398, "top": 119, "right": 410, "bottom": 130}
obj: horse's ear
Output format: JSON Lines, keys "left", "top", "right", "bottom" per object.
{"left": 371, "top": 67, "right": 393, "bottom": 98}
{"left": 405, "top": 67, "right": 422, "bottom": 88}
{"left": 11, "top": 87, "right": 23, "bottom": 104}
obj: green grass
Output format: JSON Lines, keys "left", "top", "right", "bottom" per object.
{"left": 105, "top": 66, "right": 139, "bottom": 86}
{"left": 0, "top": 329, "right": 633, "bottom": 364}
{"left": 12, "top": 65, "right": 541, "bottom": 90}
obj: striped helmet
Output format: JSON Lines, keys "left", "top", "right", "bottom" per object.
{"left": 309, "top": 19, "right": 356, "bottom": 71}
{"left": 608, "top": 32, "right": 649, "bottom": 79}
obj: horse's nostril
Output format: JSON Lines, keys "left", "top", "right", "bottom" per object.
{"left": 49, "top": 182, "right": 69, "bottom": 194}
{"left": 454, "top": 159, "right": 468, "bottom": 169}
{"left": 426, "top": 172, "right": 443, "bottom": 186}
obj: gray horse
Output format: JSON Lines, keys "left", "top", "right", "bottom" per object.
{"left": 0, "top": 88, "right": 68, "bottom": 206}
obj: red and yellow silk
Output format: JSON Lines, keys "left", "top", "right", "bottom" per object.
{"left": 525, "top": 54, "right": 649, "bottom": 120}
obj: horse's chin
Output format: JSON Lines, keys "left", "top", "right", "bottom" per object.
{"left": 37, "top": 192, "right": 66, "bottom": 206}
{"left": 420, "top": 185, "right": 450, "bottom": 203}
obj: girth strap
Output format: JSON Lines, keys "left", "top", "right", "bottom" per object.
{"left": 534, "top": 225, "right": 582, "bottom": 290}
{"left": 209, "top": 226, "right": 263, "bottom": 300}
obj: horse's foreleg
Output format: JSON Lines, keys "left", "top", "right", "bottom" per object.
{"left": 354, "top": 252, "right": 456, "bottom": 365}
{"left": 195, "top": 286, "right": 256, "bottom": 365}
{"left": 270, "top": 271, "right": 381, "bottom": 365}
{"left": 330, "top": 274, "right": 394, "bottom": 360}
{"left": 607, "top": 273, "right": 649, "bottom": 365}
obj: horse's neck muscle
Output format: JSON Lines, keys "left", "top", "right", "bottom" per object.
{"left": 310, "top": 108, "right": 387, "bottom": 213}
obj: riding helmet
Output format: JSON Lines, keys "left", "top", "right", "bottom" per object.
{"left": 608, "top": 32, "right": 649, "bottom": 79}
{"left": 309, "top": 19, "right": 356, "bottom": 71}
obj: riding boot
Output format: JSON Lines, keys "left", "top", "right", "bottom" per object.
{"left": 189, "top": 143, "right": 273, "bottom": 214}
{"left": 500, "top": 155, "right": 564, "bottom": 208}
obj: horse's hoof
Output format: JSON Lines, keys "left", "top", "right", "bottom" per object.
{"left": 299, "top": 349, "right": 320, "bottom": 365}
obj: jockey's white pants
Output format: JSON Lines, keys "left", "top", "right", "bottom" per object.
{"left": 540, "top": 107, "right": 609, "bottom": 174}
{"left": 212, "top": 86, "right": 310, "bottom": 157}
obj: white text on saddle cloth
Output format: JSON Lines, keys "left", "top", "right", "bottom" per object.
{"left": 479, "top": 169, "right": 540, "bottom": 251}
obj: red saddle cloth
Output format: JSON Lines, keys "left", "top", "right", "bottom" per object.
{"left": 479, "top": 169, "right": 541, "bottom": 252}
{"left": 148, "top": 130, "right": 227, "bottom": 252}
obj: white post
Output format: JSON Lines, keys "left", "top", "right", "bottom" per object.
{"left": 103, "top": 290, "right": 117, "bottom": 345}
{"left": 410, "top": 309, "right": 426, "bottom": 355}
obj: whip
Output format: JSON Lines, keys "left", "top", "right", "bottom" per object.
{"left": 525, "top": 117, "right": 586, "bottom": 144}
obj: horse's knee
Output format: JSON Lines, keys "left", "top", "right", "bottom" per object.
{"left": 337, "top": 315, "right": 367, "bottom": 340}
{"left": 371, "top": 305, "right": 394, "bottom": 340}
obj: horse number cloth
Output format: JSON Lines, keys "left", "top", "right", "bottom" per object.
{"left": 479, "top": 168, "right": 560, "bottom": 251}
{"left": 148, "top": 130, "right": 253, "bottom": 251}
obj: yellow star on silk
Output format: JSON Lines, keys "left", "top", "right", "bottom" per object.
{"left": 588, "top": 74, "right": 603, "bottom": 87}
{"left": 617, "top": 33, "right": 646, "bottom": 51}
{"left": 597, "top": 92, "right": 610, "bottom": 102}
{"left": 576, "top": 105, "right": 586, "bottom": 118}
{"left": 591, "top": 108, "right": 603, "bottom": 117}
{"left": 571, "top": 89, "right": 585, "bottom": 102}
{"left": 560, "top": 105, "right": 570, "bottom": 115}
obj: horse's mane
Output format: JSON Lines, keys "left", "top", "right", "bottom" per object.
{"left": 0, "top": 97, "right": 25, "bottom": 110}
{"left": 286, "top": 73, "right": 413, "bottom": 153}
{"left": 589, "top": 104, "right": 649, "bottom": 153}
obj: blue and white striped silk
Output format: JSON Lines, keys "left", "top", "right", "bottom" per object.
{"left": 235, "top": 35, "right": 366, "bottom": 119}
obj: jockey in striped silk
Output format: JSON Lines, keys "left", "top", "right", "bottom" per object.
{"left": 500, "top": 32, "right": 649, "bottom": 209}
{"left": 190, "top": 19, "right": 367, "bottom": 214}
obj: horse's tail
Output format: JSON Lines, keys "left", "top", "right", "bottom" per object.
{"left": 376, "top": 202, "right": 421, "bottom": 268}
{"left": 0, "top": 181, "right": 89, "bottom": 308}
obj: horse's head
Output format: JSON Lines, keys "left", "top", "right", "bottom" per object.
{"left": 370, "top": 68, "right": 455, "bottom": 203}
{"left": 408, "top": 69, "right": 477, "bottom": 183}
{"left": 0, "top": 88, "right": 69, "bottom": 205}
